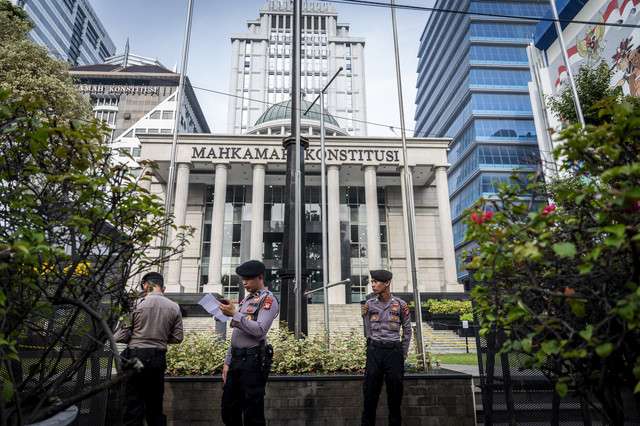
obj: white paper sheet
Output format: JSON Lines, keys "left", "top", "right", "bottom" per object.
{"left": 198, "top": 293, "right": 230, "bottom": 322}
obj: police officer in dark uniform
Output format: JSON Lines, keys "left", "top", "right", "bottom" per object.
{"left": 219, "top": 260, "right": 279, "bottom": 425}
{"left": 115, "top": 272, "right": 184, "bottom": 426}
{"left": 361, "top": 269, "right": 412, "bottom": 426}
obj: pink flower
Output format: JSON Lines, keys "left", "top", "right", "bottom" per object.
{"left": 623, "top": 200, "right": 640, "bottom": 214}
{"left": 470, "top": 210, "right": 494, "bottom": 224}
{"left": 541, "top": 204, "right": 556, "bottom": 217}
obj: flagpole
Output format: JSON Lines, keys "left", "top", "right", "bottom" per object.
{"left": 549, "top": 0, "right": 585, "bottom": 128}
{"left": 160, "top": 0, "right": 194, "bottom": 277}
{"left": 390, "top": 0, "right": 426, "bottom": 368}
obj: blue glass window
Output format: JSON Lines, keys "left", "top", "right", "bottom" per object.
{"left": 453, "top": 221, "right": 467, "bottom": 246}
{"left": 469, "top": 69, "right": 531, "bottom": 89}
{"left": 481, "top": 174, "right": 512, "bottom": 194}
{"left": 470, "top": 45, "right": 529, "bottom": 64}
{"left": 475, "top": 119, "right": 537, "bottom": 140}
{"left": 443, "top": 99, "right": 472, "bottom": 140}
{"left": 450, "top": 178, "right": 482, "bottom": 217}
{"left": 470, "top": 23, "right": 536, "bottom": 41}
{"left": 478, "top": 145, "right": 539, "bottom": 169}
{"left": 471, "top": 93, "right": 533, "bottom": 115}
{"left": 448, "top": 126, "right": 476, "bottom": 165}
{"left": 470, "top": 2, "right": 548, "bottom": 18}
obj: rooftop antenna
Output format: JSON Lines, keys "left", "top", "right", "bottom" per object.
{"left": 123, "top": 38, "right": 130, "bottom": 67}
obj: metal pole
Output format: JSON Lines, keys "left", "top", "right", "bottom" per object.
{"left": 304, "top": 278, "right": 350, "bottom": 296}
{"left": 390, "top": 0, "right": 426, "bottom": 368}
{"left": 304, "top": 67, "right": 343, "bottom": 349}
{"left": 160, "top": 0, "right": 194, "bottom": 276}
{"left": 319, "top": 91, "right": 329, "bottom": 348}
{"left": 293, "top": 0, "right": 302, "bottom": 340}
{"left": 549, "top": 0, "right": 585, "bottom": 128}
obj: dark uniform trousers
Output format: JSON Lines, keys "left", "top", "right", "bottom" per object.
{"left": 361, "top": 340, "right": 404, "bottom": 426}
{"left": 222, "top": 347, "right": 272, "bottom": 425}
{"left": 121, "top": 348, "right": 168, "bottom": 426}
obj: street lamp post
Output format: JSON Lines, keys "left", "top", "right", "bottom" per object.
{"left": 280, "top": 0, "right": 308, "bottom": 338}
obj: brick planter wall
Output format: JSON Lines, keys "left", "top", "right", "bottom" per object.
{"left": 107, "top": 371, "right": 475, "bottom": 426}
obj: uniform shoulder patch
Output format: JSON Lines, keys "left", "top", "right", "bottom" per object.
{"left": 263, "top": 296, "right": 274, "bottom": 310}
{"left": 363, "top": 304, "right": 369, "bottom": 316}
{"left": 403, "top": 304, "right": 409, "bottom": 317}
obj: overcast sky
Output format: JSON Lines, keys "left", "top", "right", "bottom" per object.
{"left": 90, "top": 0, "right": 433, "bottom": 136}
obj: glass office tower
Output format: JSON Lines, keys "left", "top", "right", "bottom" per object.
{"left": 414, "top": 0, "right": 548, "bottom": 284}
{"left": 11, "top": 0, "right": 115, "bottom": 66}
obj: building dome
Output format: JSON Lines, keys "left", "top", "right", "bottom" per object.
{"left": 254, "top": 99, "right": 340, "bottom": 127}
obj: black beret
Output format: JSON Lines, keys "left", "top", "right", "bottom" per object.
{"left": 142, "top": 272, "right": 164, "bottom": 286}
{"left": 236, "top": 260, "right": 266, "bottom": 278}
{"left": 370, "top": 269, "right": 392, "bottom": 282}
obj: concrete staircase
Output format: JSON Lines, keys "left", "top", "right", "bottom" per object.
{"left": 421, "top": 322, "right": 477, "bottom": 354}
{"left": 182, "top": 304, "right": 476, "bottom": 354}
{"left": 306, "top": 305, "right": 476, "bottom": 354}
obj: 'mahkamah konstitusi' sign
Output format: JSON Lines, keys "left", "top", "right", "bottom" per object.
{"left": 191, "top": 146, "right": 401, "bottom": 163}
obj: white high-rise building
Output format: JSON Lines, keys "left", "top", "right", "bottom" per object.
{"left": 228, "top": 0, "right": 367, "bottom": 136}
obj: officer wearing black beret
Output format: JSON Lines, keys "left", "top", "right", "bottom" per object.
{"left": 219, "top": 260, "right": 279, "bottom": 425}
{"left": 361, "top": 269, "right": 412, "bottom": 426}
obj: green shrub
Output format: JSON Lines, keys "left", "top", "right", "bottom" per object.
{"left": 459, "top": 312, "right": 474, "bottom": 322}
{"left": 166, "top": 323, "right": 437, "bottom": 376}
{"left": 166, "top": 330, "right": 228, "bottom": 376}
{"left": 408, "top": 299, "right": 473, "bottom": 321}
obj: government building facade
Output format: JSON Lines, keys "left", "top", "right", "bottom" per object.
{"left": 141, "top": 102, "right": 462, "bottom": 304}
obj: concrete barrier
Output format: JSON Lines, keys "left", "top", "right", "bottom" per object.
{"left": 107, "top": 370, "right": 475, "bottom": 425}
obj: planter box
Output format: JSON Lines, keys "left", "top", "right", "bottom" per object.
{"left": 107, "top": 371, "right": 475, "bottom": 425}
{"left": 408, "top": 306, "right": 431, "bottom": 320}
{"left": 429, "top": 313, "right": 462, "bottom": 331}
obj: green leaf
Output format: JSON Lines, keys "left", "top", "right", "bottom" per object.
{"left": 604, "top": 234, "right": 624, "bottom": 248}
{"left": 553, "top": 242, "right": 576, "bottom": 258}
{"left": 2, "top": 379, "right": 14, "bottom": 403}
{"left": 517, "top": 242, "right": 542, "bottom": 260}
{"left": 556, "top": 382, "right": 568, "bottom": 398}
{"left": 603, "top": 225, "right": 625, "bottom": 239}
{"left": 577, "top": 264, "right": 593, "bottom": 274}
{"left": 579, "top": 325, "right": 594, "bottom": 342}
{"left": 506, "top": 307, "right": 528, "bottom": 322}
{"left": 634, "top": 380, "right": 640, "bottom": 394}
{"left": 596, "top": 343, "right": 614, "bottom": 357}
{"left": 569, "top": 298, "right": 586, "bottom": 318}
{"left": 542, "top": 340, "right": 562, "bottom": 355}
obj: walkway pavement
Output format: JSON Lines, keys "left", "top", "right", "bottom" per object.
{"left": 439, "top": 363, "right": 479, "bottom": 376}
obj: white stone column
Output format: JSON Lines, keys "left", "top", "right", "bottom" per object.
{"left": 435, "top": 166, "right": 462, "bottom": 291}
{"left": 204, "top": 163, "right": 228, "bottom": 295}
{"left": 327, "top": 165, "right": 344, "bottom": 304}
{"left": 250, "top": 164, "right": 266, "bottom": 260}
{"left": 165, "top": 162, "right": 191, "bottom": 292}
{"left": 364, "top": 165, "right": 381, "bottom": 270}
